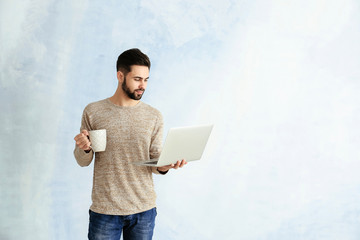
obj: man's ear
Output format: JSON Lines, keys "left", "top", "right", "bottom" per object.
{"left": 117, "top": 71, "right": 124, "bottom": 83}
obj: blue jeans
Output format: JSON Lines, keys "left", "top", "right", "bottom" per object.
{"left": 88, "top": 208, "right": 157, "bottom": 240}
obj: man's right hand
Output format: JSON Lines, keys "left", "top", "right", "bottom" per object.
{"left": 74, "top": 130, "right": 91, "bottom": 151}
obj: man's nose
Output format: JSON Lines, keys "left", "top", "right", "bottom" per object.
{"left": 139, "top": 80, "right": 146, "bottom": 89}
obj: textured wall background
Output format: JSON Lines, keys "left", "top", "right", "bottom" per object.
{"left": 1, "top": 0, "right": 360, "bottom": 239}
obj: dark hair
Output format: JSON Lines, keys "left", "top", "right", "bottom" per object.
{"left": 116, "top": 48, "right": 151, "bottom": 74}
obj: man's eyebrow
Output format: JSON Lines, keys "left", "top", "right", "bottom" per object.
{"left": 134, "top": 76, "right": 149, "bottom": 80}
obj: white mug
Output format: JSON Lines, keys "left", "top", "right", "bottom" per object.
{"left": 89, "top": 129, "right": 107, "bottom": 152}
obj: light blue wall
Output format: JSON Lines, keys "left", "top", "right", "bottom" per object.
{"left": 1, "top": 0, "right": 360, "bottom": 239}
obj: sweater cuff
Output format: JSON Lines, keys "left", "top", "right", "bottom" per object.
{"left": 157, "top": 167, "right": 169, "bottom": 175}
{"left": 74, "top": 146, "right": 94, "bottom": 167}
{"left": 152, "top": 167, "right": 168, "bottom": 175}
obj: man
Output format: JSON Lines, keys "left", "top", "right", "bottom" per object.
{"left": 74, "top": 48, "right": 187, "bottom": 240}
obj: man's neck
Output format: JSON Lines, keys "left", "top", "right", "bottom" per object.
{"left": 109, "top": 88, "right": 139, "bottom": 107}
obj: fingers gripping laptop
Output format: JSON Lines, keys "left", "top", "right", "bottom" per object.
{"left": 133, "top": 124, "right": 214, "bottom": 167}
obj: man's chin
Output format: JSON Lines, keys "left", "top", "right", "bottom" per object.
{"left": 135, "top": 92, "right": 144, "bottom": 100}
{"left": 133, "top": 95, "right": 143, "bottom": 100}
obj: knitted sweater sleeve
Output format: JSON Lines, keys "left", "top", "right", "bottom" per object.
{"left": 150, "top": 113, "right": 164, "bottom": 174}
{"left": 74, "top": 107, "right": 94, "bottom": 167}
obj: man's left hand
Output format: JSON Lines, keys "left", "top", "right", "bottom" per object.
{"left": 157, "top": 159, "right": 187, "bottom": 172}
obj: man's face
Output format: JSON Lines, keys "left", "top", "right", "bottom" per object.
{"left": 121, "top": 65, "right": 149, "bottom": 100}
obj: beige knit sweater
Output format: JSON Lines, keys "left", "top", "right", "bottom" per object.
{"left": 74, "top": 98, "right": 164, "bottom": 215}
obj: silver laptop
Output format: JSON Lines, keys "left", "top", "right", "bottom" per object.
{"left": 133, "top": 124, "right": 214, "bottom": 167}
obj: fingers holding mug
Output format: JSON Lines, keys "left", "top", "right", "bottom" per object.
{"left": 74, "top": 130, "right": 91, "bottom": 151}
{"left": 81, "top": 129, "right": 89, "bottom": 137}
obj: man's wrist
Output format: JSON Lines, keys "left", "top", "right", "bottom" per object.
{"left": 157, "top": 168, "right": 169, "bottom": 175}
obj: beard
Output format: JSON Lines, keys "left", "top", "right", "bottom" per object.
{"left": 122, "top": 77, "right": 145, "bottom": 100}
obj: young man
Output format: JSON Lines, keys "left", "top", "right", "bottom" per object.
{"left": 74, "top": 48, "right": 187, "bottom": 240}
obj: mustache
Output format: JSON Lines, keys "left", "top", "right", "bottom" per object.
{"left": 135, "top": 88, "right": 145, "bottom": 91}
